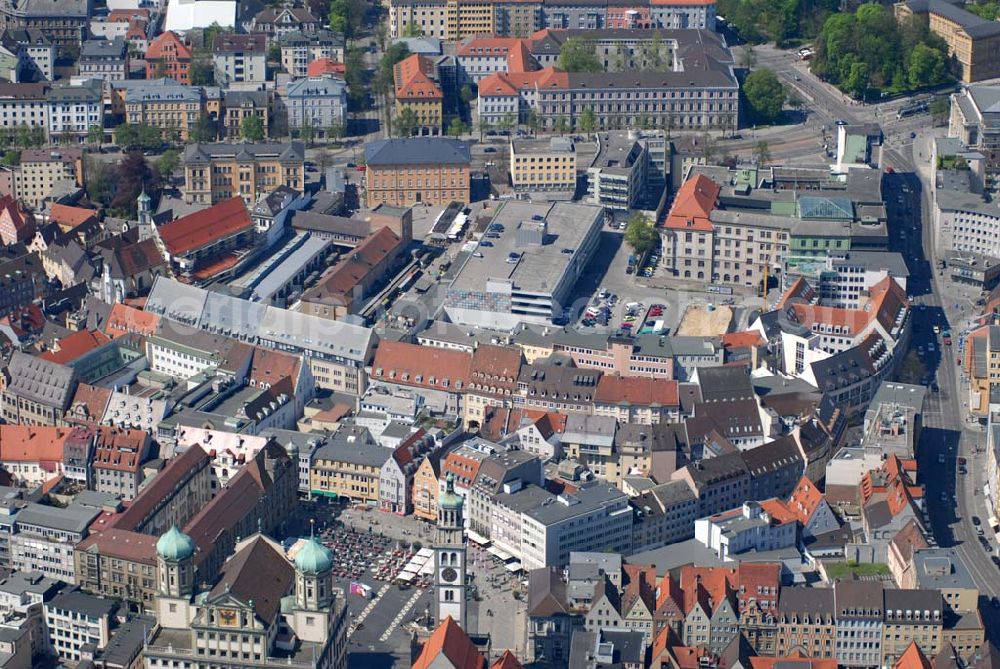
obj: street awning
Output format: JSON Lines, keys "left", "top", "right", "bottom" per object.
{"left": 396, "top": 571, "right": 415, "bottom": 582}
{"left": 467, "top": 529, "right": 491, "bottom": 546}
{"left": 505, "top": 561, "right": 523, "bottom": 573}
{"left": 487, "top": 546, "right": 513, "bottom": 561}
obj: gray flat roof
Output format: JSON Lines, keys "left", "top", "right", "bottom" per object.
{"left": 46, "top": 589, "right": 117, "bottom": 619}
{"left": 523, "top": 483, "right": 626, "bottom": 525}
{"left": 832, "top": 251, "right": 910, "bottom": 277}
{"left": 447, "top": 200, "right": 603, "bottom": 296}
{"left": 16, "top": 502, "right": 100, "bottom": 534}
{"left": 913, "top": 548, "right": 977, "bottom": 590}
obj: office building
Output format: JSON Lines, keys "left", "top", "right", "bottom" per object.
{"left": 443, "top": 200, "right": 603, "bottom": 330}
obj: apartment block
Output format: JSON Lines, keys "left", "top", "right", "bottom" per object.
{"left": 510, "top": 136, "right": 576, "bottom": 195}
{"left": 180, "top": 141, "right": 305, "bottom": 205}
{"left": 212, "top": 33, "right": 266, "bottom": 86}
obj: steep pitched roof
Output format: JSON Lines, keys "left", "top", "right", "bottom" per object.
{"left": 890, "top": 518, "right": 929, "bottom": 565}
{"left": 0, "top": 425, "right": 82, "bottom": 463}
{"left": 490, "top": 650, "right": 524, "bottom": 669}
{"left": 49, "top": 203, "right": 97, "bottom": 231}
{"left": 372, "top": 341, "right": 472, "bottom": 392}
{"left": 594, "top": 375, "right": 679, "bottom": 407}
{"left": 209, "top": 535, "right": 292, "bottom": 623}
{"left": 786, "top": 476, "right": 825, "bottom": 524}
{"left": 39, "top": 329, "right": 110, "bottom": 364}
{"left": 393, "top": 53, "right": 443, "bottom": 100}
{"left": 893, "top": 641, "right": 932, "bottom": 669}
{"left": 663, "top": 174, "right": 719, "bottom": 231}
{"left": 104, "top": 303, "right": 160, "bottom": 339}
{"left": 412, "top": 617, "right": 486, "bottom": 669}
{"left": 146, "top": 31, "right": 191, "bottom": 61}
{"left": 157, "top": 196, "right": 253, "bottom": 255}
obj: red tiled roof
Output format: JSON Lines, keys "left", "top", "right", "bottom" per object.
{"left": 470, "top": 344, "right": 522, "bottom": 395}
{"left": 721, "top": 330, "right": 765, "bottom": 349}
{"left": 67, "top": 383, "right": 112, "bottom": 425}
{"left": 157, "top": 196, "right": 253, "bottom": 255}
{"left": 50, "top": 203, "right": 97, "bottom": 230}
{"left": 786, "top": 476, "right": 824, "bottom": 524}
{"left": 477, "top": 72, "right": 520, "bottom": 97}
{"left": 113, "top": 445, "right": 209, "bottom": 530}
{"left": 456, "top": 36, "right": 522, "bottom": 56}
{"left": 372, "top": 341, "right": 472, "bottom": 392}
{"left": 39, "top": 329, "right": 110, "bottom": 364}
{"left": 250, "top": 347, "right": 301, "bottom": 388}
{"left": 759, "top": 498, "right": 799, "bottom": 525}
{"left": 662, "top": 174, "right": 719, "bottom": 231}
{"left": 301, "top": 227, "right": 402, "bottom": 308}
{"left": 104, "top": 303, "right": 160, "bottom": 339}
{"left": 394, "top": 54, "right": 443, "bottom": 100}
{"left": 0, "top": 425, "right": 86, "bottom": 463}
{"left": 594, "top": 375, "right": 679, "bottom": 407}
{"left": 413, "top": 617, "right": 486, "bottom": 669}
{"left": 893, "top": 642, "right": 932, "bottom": 669}
{"left": 307, "top": 58, "right": 345, "bottom": 76}
{"left": 490, "top": 651, "right": 524, "bottom": 669}
{"left": 92, "top": 426, "right": 148, "bottom": 474}
{"left": 146, "top": 31, "right": 192, "bottom": 61}
{"left": 751, "top": 652, "right": 838, "bottom": 669}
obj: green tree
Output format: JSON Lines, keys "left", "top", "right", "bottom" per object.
{"left": 114, "top": 123, "right": 163, "bottom": 150}
{"left": 447, "top": 118, "right": 469, "bottom": 137}
{"left": 157, "top": 148, "right": 180, "bottom": 176}
{"left": 845, "top": 60, "right": 870, "bottom": 98}
{"left": 753, "top": 140, "right": 771, "bottom": 166}
{"left": 300, "top": 117, "right": 316, "bottom": 145}
{"left": 0, "top": 150, "right": 18, "bottom": 166}
{"left": 498, "top": 112, "right": 517, "bottom": 135}
{"left": 966, "top": 1, "right": 1000, "bottom": 19}
{"left": 327, "top": 122, "right": 345, "bottom": 142}
{"left": 624, "top": 213, "right": 657, "bottom": 255}
{"left": 739, "top": 45, "right": 757, "bottom": 69}
{"left": 87, "top": 124, "right": 103, "bottom": 145}
{"left": 930, "top": 98, "right": 950, "bottom": 126}
{"left": 908, "top": 43, "right": 947, "bottom": 89}
{"left": 394, "top": 107, "right": 419, "bottom": 137}
{"left": 267, "top": 43, "right": 281, "bottom": 64}
{"left": 554, "top": 116, "right": 569, "bottom": 136}
{"left": 460, "top": 84, "right": 475, "bottom": 105}
{"left": 190, "top": 114, "right": 218, "bottom": 143}
{"left": 742, "top": 68, "right": 785, "bottom": 124}
{"left": 202, "top": 22, "right": 225, "bottom": 50}
{"left": 526, "top": 109, "right": 540, "bottom": 137}
{"left": 476, "top": 116, "right": 491, "bottom": 141}
{"left": 699, "top": 132, "right": 716, "bottom": 165}
{"left": 190, "top": 59, "right": 214, "bottom": 86}
{"left": 240, "top": 115, "right": 265, "bottom": 141}
{"left": 401, "top": 22, "right": 423, "bottom": 37}
{"left": 557, "top": 37, "right": 602, "bottom": 73}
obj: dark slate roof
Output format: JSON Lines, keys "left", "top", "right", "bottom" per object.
{"left": 697, "top": 365, "right": 755, "bottom": 402}
{"left": 777, "top": 586, "right": 833, "bottom": 617}
{"left": 209, "top": 536, "right": 293, "bottom": 623}
{"left": 364, "top": 138, "right": 471, "bottom": 167}
{"left": 904, "top": 0, "right": 1000, "bottom": 38}
{"left": 741, "top": 435, "right": 803, "bottom": 478}
{"left": 5, "top": 351, "right": 76, "bottom": 409}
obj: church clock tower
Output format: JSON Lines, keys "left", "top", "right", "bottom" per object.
{"left": 434, "top": 472, "right": 466, "bottom": 629}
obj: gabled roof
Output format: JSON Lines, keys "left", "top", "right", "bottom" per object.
{"left": 372, "top": 341, "right": 472, "bottom": 392}
{"left": 0, "top": 425, "right": 84, "bottom": 463}
{"left": 146, "top": 31, "right": 191, "bottom": 61}
{"left": 490, "top": 650, "right": 524, "bottom": 669}
{"left": 157, "top": 196, "right": 253, "bottom": 255}
{"left": 786, "top": 476, "right": 825, "bottom": 524}
{"left": 393, "top": 53, "right": 443, "bottom": 100}
{"left": 39, "top": 329, "right": 110, "bottom": 365}
{"left": 412, "top": 617, "right": 486, "bottom": 669}
{"left": 890, "top": 518, "right": 929, "bottom": 565}
{"left": 49, "top": 203, "right": 97, "bottom": 231}
{"left": 209, "top": 534, "right": 292, "bottom": 623}
{"left": 365, "top": 138, "right": 471, "bottom": 167}
{"left": 594, "top": 375, "right": 679, "bottom": 407}
{"left": 663, "top": 174, "right": 719, "bottom": 231}
{"left": 104, "top": 303, "right": 160, "bottom": 339}
{"left": 894, "top": 642, "right": 932, "bottom": 669}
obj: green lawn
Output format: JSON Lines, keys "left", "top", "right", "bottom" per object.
{"left": 824, "top": 561, "right": 891, "bottom": 579}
